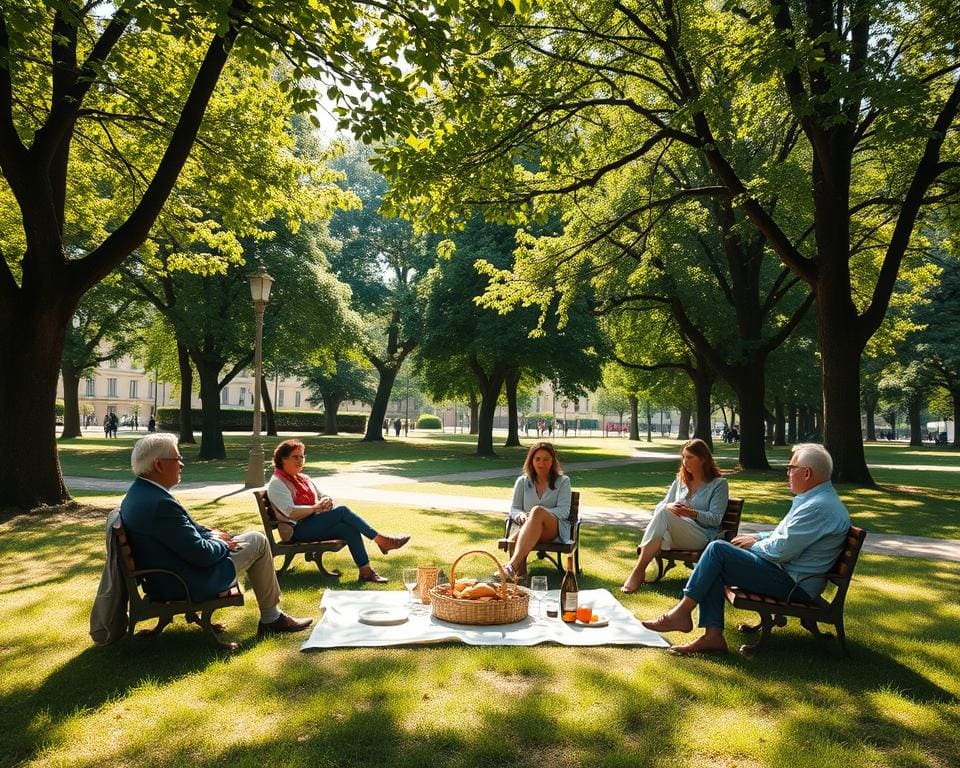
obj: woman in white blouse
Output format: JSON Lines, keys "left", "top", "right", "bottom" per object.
{"left": 621, "top": 438, "right": 728, "bottom": 593}
{"left": 266, "top": 439, "right": 409, "bottom": 583}
{"left": 500, "top": 442, "right": 572, "bottom": 581}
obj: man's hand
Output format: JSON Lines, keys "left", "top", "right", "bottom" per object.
{"left": 731, "top": 534, "right": 758, "bottom": 549}
{"left": 211, "top": 529, "right": 239, "bottom": 550}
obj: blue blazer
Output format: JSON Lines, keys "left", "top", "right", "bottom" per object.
{"left": 119, "top": 477, "right": 235, "bottom": 602}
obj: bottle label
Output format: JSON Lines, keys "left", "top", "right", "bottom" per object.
{"left": 563, "top": 593, "right": 577, "bottom": 612}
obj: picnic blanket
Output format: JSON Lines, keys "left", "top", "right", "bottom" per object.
{"left": 300, "top": 588, "right": 670, "bottom": 650}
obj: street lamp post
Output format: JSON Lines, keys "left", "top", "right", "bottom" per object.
{"left": 245, "top": 264, "right": 274, "bottom": 488}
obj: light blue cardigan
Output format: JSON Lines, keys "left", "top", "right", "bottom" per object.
{"left": 509, "top": 474, "right": 573, "bottom": 541}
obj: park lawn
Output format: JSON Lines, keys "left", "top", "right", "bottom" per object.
{"left": 2, "top": 495, "right": 959, "bottom": 768}
{"left": 55, "top": 433, "right": 646, "bottom": 484}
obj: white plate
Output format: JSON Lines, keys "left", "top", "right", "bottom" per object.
{"left": 575, "top": 616, "right": 609, "bottom": 628}
{"left": 357, "top": 608, "right": 409, "bottom": 626}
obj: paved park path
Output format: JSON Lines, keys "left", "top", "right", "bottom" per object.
{"left": 66, "top": 452, "right": 960, "bottom": 563}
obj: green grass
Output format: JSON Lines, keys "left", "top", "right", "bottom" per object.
{"left": 6, "top": 435, "right": 957, "bottom": 766}
{"left": 2, "top": 493, "right": 959, "bottom": 768}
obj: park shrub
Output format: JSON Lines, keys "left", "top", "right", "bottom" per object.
{"left": 156, "top": 408, "right": 366, "bottom": 433}
{"left": 417, "top": 414, "right": 442, "bottom": 429}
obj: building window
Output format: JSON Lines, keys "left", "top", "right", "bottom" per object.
{"left": 107, "top": 378, "right": 117, "bottom": 397}
{"left": 239, "top": 387, "right": 246, "bottom": 407}
{"left": 129, "top": 380, "right": 138, "bottom": 399}
{"left": 295, "top": 390, "right": 301, "bottom": 407}
{"left": 221, "top": 387, "right": 230, "bottom": 405}
{"left": 85, "top": 378, "right": 95, "bottom": 397}
{"left": 277, "top": 389, "right": 285, "bottom": 407}
{"left": 109, "top": 358, "right": 119, "bottom": 368}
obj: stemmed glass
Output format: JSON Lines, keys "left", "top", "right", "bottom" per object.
{"left": 530, "top": 575, "right": 548, "bottom": 618}
{"left": 402, "top": 568, "right": 419, "bottom": 612}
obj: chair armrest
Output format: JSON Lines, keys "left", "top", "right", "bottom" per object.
{"left": 130, "top": 567, "right": 207, "bottom": 604}
{"left": 503, "top": 517, "right": 515, "bottom": 538}
{"left": 786, "top": 571, "right": 848, "bottom": 603}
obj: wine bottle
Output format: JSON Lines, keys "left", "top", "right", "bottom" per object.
{"left": 559, "top": 553, "right": 578, "bottom": 622}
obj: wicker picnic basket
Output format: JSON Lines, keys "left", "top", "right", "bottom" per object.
{"left": 429, "top": 550, "right": 530, "bottom": 625}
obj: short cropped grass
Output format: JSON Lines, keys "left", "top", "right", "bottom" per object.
{"left": 2, "top": 479, "right": 960, "bottom": 768}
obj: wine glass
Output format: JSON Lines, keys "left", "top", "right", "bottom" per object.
{"left": 402, "top": 568, "right": 419, "bottom": 610}
{"left": 529, "top": 575, "right": 548, "bottom": 618}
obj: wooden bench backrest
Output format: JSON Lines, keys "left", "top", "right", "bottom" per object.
{"left": 828, "top": 526, "right": 867, "bottom": 588}
{"left": 112, "top": 520, "right": 139, "bottom": 577}
{"left": 719, "top": 498, "right": 744, "bottom": 542}
{"left": 568, "top": 491, "right": 580, "bottom": 528}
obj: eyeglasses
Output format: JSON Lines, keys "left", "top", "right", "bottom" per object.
{"left": 158, "top": 456, "right": 184, "bottom": 463}
{"left": 288, "top": 454, "right": 305, "bottom": 461}
{"left": 785, "top": 464, "right": 807, "bottom": 473}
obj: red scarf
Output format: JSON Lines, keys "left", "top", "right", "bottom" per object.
{"left": 273, "top": 469, "right": 316, "bottom": 505}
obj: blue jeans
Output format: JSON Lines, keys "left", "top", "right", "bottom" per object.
{"left": 683, "top": 540, "right": 810, "bottom": 628}
{"left": 292, "top": 506, "right": 377, "bottom": 567}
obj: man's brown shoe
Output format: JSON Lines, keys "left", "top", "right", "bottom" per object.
{"left": 257, "top": 612, "right": 313, "bottom": 637}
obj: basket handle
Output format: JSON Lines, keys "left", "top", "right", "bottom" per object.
{"left": 449, "top": 549, "right": 508, "bottom": 600}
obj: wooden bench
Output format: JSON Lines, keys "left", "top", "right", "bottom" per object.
{"left": 498, "top": 491, "right": 581, "bottom": 575}
{"left": 113, "top": 519, "right": 244, "bottom": 650}
{"left": 643, "top": 498, "right": 745, "bottom": 582}
{"left": 725, "top": 525, "right": 867, "bottom": 656}
{"left": 253, "top": 490, "right": 347, "bottom": 577}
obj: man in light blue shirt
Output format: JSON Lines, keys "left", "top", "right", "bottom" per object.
{"left": 642, "top": 444, "right": 851, "bottom": 654}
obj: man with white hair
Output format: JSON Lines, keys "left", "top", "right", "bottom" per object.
{"left": 642, "top": 443, "right": 851, "bottom": 654}
{"left": 120, "top": 433, "right": 312, "bottom": 638}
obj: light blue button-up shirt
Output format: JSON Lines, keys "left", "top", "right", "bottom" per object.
{"left": 751, "top": 480, "right": 851, "bottom": 597}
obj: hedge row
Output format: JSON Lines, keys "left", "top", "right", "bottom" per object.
{"left": 156, "top": 407, "right": 367, "bottom": 433}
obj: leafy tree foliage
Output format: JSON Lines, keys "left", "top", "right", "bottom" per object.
{"left": 0, "top": 0, "right": 522, "bottom": 509}
{"left": 375, "top": 0, "right": 960, "bottom": 484}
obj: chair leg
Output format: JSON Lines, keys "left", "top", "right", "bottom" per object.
{"left": 574, "top": 547, "right": 581, "bottom": 576}
{"left": 136, "top": 615, "right": 173, "bottom": 637}
{"left": 650, "top": 556, "right": 667, "bottom": 583}
{"left": 198, "top": 608, "right": 238, "bottom": 651}
{"left": 312, "top": 551, "right": 341, "bottom": 579}
{"left": 834, "top": 617, "right": 851, "bottom": 657}
{"left": 277, "top": 553, "right": 296, "bottom": 574}
{"left": 737, "top": 612, "right": 777, "bottom": 655}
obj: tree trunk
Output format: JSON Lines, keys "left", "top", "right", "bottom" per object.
{"left": 628, "top": 396, "right": 640, "bottom": 441}
{"left": 774, "top": 397, "right": 786, "bottom": 446}
{"left": 726, "top": 367, "right": 770, "bottom": 469}
{"left": 864, "top": 398, "right": 877, "bottom": 441}
{"left": 363, "top": 364, "right": 400, "bottom": 441}
{"left": 475, "top": 371, "right": 505, "bottom": 456}
{"left": 645, "top": 401, "right": 653, "bottom": 442}
{"left": 177, "top": 342, "right": 195, "bottom": 443}
{"left": 469, "top": 393, "right": 479, "bottom": 435}
{"left": 0, "top": 312, "right": 72, "bottom": 508}
{"left": 195, "top": 359, "right": 226, "bottom": 460}
{"left": 677, "top": 406, "right": 692, "bottom": 441}
{"left": 503, "top": 368, "right": 521, "bottom": 447}
{"left": 953, "top": 390, "right": 960, "bottom": 448}
{"left": 692, "top": 364, "right": 714, "bottom": 448}
{"left": 908, "top": 396, "right": 923, "bottom": 447}
{"left": 60, "top": 361, "right": 82, "bottom": 439}
{"left": 787, "top": 404, "right": 798, "bottom": 444}
{"left": 261, "top": 373, "right": 277, "bottom": 436}
{"left": 323, "top": 394, "right": 339, "bottom": 435}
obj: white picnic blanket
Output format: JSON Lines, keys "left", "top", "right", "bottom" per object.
{"left": 300, "top": 588, "right": 670, "bottom": 650}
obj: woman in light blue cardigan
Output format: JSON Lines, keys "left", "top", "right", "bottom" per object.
{"left": 501, "top": 442, "right": 572, "bottom": 581}
{"left": 621, "top": 439, "right": 728, "bottom": 593}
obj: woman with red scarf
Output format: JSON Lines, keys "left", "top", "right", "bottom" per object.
{"left": 266, "top": 439, "right": 409, "bottom": 583}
